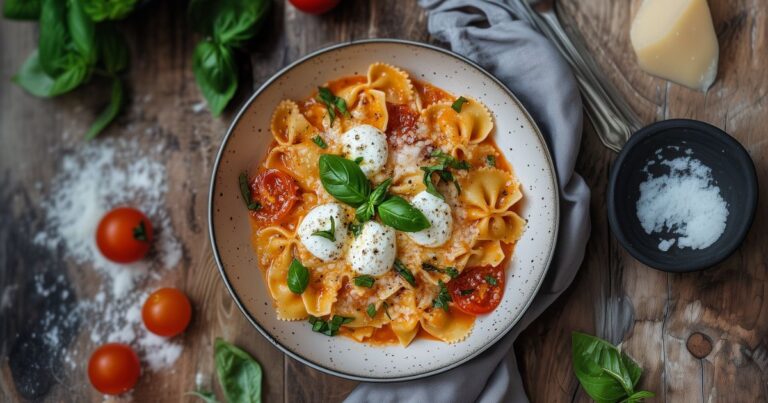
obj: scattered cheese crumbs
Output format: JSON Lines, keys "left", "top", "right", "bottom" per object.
{"left": 636, "top": 155, "right": 728, "bottom": 251}
{"left": 32, "top": 137, "right": 184, "bottom": 372}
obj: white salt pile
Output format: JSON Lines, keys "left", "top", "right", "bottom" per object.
{"left": 636, "top": 154, "right": 728, "bottom": 251}
{"left": 32, "top": 137, "right": 184, "bottom": 371}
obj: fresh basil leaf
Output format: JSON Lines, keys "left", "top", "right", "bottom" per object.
{"left": 430, "top": 150, "right": 470, "bottom": 170}
{"left": 67, "top": 0, "right": 97, "bottom": 64}
{"left": 287, "top": 258, "right": 309, "bottom": 294}
{"left": 212, "top": 0, "right": 269, "bottom": 47}
{"left": 13, "top": 51, "right": 88, "bottom": 97}
{"left": 432, "top": 280, "right": 452, "bottom": 312}
{"left": 369, "top": 178, "right": 392, "bottom": 206}
{"left": 484, "top": 274, "right": 498, "bottom": 286}
{"left": 312, "top": 135, "right": 327, "bottom": 149}
{"left": 38, "top": 0, "right": 69, "bottom": 76}
{"left": 82, "top": 0, "right": 138, "bottom": 21}
{"left": 348, "top": 222, "right": 363, "bottom": 237}
{"left": 96, "top": 24, "right": 129, "bottom": 74}
{"left": 451, "top": 96, "right": 468, "bottom": 113}
{"left": 318, "top": 154, "right": 370, "bottom": 207}
{"left": 486, "top": 155, "right": 496, "bottom": 167}
{"left": 353, "top": 275, "right": 375, "bottom": 288}
{"left": 84, "top": 77, "right": 124, "bottom": 139}
{"left": 355, "top": 202, "right": 374, "bottom": 223}
{"left": 309, "top": 315, "right": 352, "bottom": 336}
{"left": 214, "top": 338, "right": 262, "bottom": 403}
{"left": 572, "top": 332, "right": 643, "bottom": 403}
{"left": 193, "top": 39, "right": 237, "bottom": 116}
{"left": 311, "top": 216, "right": 335, "bottom": 241}
{"left": 459, "top": 289, "right": 474, "bottom": 296}
{"left": 382, "top": 301, "right": 392, "bottom": 320}
{"left": 446, "top": 267, "right": 459, "bottom": 279}
{"left": 366, "top": 303, "right": 376, "bottom": 318}
{"left": 393, "top": 259, "right": 416, "bottom": 287}
{"left": 378, "top": 196, "right": 430, "bottom": 232}
{"left": 238, "top": 172, "right": 260, "bottom": 211}
{"left": 316, "top": 87, "right": 348, "bottom": 126}
{"left": 186, "top": 390, "right": 220, "bottom": 403}
{"left": 353, "top": 157, "right": 363, "bottom": 165}
{"left": 3, "top": 0, "right": 41, "bottom": 19}
{"left": 422, "top": 263, "right": 459, "bottom": 279}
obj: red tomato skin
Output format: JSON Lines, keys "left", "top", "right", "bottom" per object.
{"left": 447, "top": 266, "right": 504, "bottom": 315}
{"left": 87, "top": 343, "right": 141, "bottom": 395}
{"left": 142, "top": 288, "right": 192, "bottom": 337}
{"left": 249, "top": 169, "right": 300, "bottom": 225}
{"left": 288, "top": 0, "right": 340, "bottom": 14}
{"left": 96, "top": 207, "right": 153, "bottom": 264}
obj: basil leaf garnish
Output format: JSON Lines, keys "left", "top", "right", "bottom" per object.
{"left": 378, "top": 196, "right": 430, "bottom": 232}
{"left": 366, "top": 303, "right": 377, "bottom": 318}
{"left": 355, "top": 178, "right": 391, "bottom": 222}
{"left": 311, "top": 217, "right": 335, "bottom": 241}
{"left": 393, "top": 259, "right": 416, "bottom": 286}
{"left": 82, "top": 0, "right": 138, "bottom": 22}
{"left": 85, "top": 77, "right": 124, "bottom": 140}
{"left": 572, "top": 332, "right": 654, "bottom": 403}
{"left": 214, "top": 338, "right": 262, "bottom": 403}
{"left": 451, "top": 96, "right": 468, "bottom": 113}
{"left": 432, "top": 280, "right": 452, "bottom": 312}
{"left": 422, "top": 263, "right": 459, "bottom": 279}
{"left": 484, "top": 274, "right": 498, "bottom": 286}
{"left": 3, "top": 0, "right": 41, "bottom": 20}
{"left": 286, "top": 258, "right": 309, "bottom": 294}
{"left": 308, "top": 315, "right": 353, "bottom": 336}
{"left": 312, "top": 135, "right": 328, "bottom": 149}
{"left": 353, "top": 275, "right": 375, "bottom": 288}
{"left": 486, "top": 155, "right": 496, "bottom": 167}
{"left": 318, "top": 154, "right": 371, "bottom": 207}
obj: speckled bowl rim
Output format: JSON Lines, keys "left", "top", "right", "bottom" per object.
{"left": 208, "top": 39, "right": 560, "bottom": 382}
{"left": 606, "top": 119, "right": 758, "bottom": 272}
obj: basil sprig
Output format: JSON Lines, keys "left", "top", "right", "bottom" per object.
{"left": 572, "top": 332, "right": 654, "bottom": 403}
{"left": 9, "top": 0, "right": 130, "bottom": 139}
{"left": 286, "top": 258, "right": 309, "bottom": 294}
{"left": 366, "top": 303, "right": 377, "bottom": 318}
{"left": 356, "top": 178, "right": 391, "bottom": 222}
{"left": 451, "top": 96, "right": 468, "bottom": 112}
{"left": 319, "top": 155, "right": 430, "bottom": 232}
{"left": 214, "top": 338, "right": 263, "bottom": 403}
{"left": 82, "top": 0, "right": 137, "bottom": 21}
{"left": 421, "top": 150, "right": 470, "bottom": 200}
{"left": 378, "top": 196, "right": 430, "bottom": 232}
{"left": 189, "top": 0, "right": 270, "bottom": 116}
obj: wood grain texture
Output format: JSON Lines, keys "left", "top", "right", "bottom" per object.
{"left": 1, "top": 0, "right": 766, "bottom": 402}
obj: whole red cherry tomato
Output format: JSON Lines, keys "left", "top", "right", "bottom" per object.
{"left": 88, "top": 343, "right": 141, "bottom": 395}
{"left": 447, "top": 266, "right": 505, "bottom": 315}
{"left": 96, "top": 207, "right": 153, "bottom": 263}
{"left": 142, "top": 287, "right": 192, "bottom": 337}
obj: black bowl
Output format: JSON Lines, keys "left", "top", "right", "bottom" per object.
{"left": 607, "top": 119, "right": 758, "bottom": 272}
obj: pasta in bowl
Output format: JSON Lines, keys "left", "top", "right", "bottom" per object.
{"left": 210, "top": 40, "right": 558, "bottom": 381}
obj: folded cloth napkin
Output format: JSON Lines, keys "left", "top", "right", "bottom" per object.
{"left": 345, "top": 0, "right": 592, "bottom": 402}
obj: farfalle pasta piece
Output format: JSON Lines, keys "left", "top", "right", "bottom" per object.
{"left": 466, "top": 240, "right": 505, "bottom": 267}
{"left": 367, "top": 63, "right": 414, "bottom": 105}
{"left": 421, "top": 98, "right": 493, "bottom": 147}
{"left": 265, "top": 142, "right": 323, "bottom": 191}
{"left": 270, "top": 100, "right": 318, "bottom": 145}
{"left": 345, "top": 89, "right": 388, "bottom": 132}
{"left": 387, "top": 289, "right": 420, "bottom": 346}
{"left": 460, "top": 167, "right": 522, "bottom": 219}
{"left": 420, "top": 308, "right": 475, "bottom": 343}
{"left": 347, "top": 327, "right": 375, "bottom": 342}
{"left": 302, "top": 267, "right": 345, "bottom": 317}
{"left": 477, "top": 211, "right": 526, "bottom": 244}
{"left": 257, "top": 226, "right": 307, "bottom": 320}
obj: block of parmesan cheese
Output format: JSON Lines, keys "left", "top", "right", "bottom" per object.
{"left": 630, "top": 0, "right": 719, "bottom": 91}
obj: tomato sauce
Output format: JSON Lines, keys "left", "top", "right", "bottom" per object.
{"left": 413, "top": 79, "right": 453, "bottom": 106}
{"left": 385, "top": 103, "right": 420, "bottom": 146}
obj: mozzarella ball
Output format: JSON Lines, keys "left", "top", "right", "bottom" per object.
{"left": 297, "top": 203, "right": 348, "bottom": 262}
{"left": 406, "top": 191, "right": 453, "bottom": 247}
{"left": 341, "top": 124, "right": 388, "bottom": 178}
{"left": 347, "top": 221, "right": 396, "bottom": 276}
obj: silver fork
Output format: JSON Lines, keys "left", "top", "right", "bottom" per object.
{"left": 518, "top": 0, "right": 641, "bottom": 152}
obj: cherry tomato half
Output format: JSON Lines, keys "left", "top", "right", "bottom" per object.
{"left": 96, "top": 207, "right": 153, "bottom": 263}
{"left": 447, "top": 266, "right": 505, "bottom": 315}
{"left": 141, "top": 287, "right": 192, "bottom": 337}
{"left": 288, "top": 0, "right": 340, "bottom": 14}
{"left": 249, "top": 169, "right": 300, "bottom": 225}
{"left": 88, "top": 343, "right": 141, "bottom": 395}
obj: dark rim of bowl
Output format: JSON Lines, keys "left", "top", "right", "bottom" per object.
{"left": 607, "top": 119, "right": 758, "bottom": 272}
{"left": 208, "top": 39, "right": 561, "bottom": 382}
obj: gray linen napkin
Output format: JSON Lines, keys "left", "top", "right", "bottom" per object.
{"left": 346, "top": 0, "right": 592, "bottom": 402}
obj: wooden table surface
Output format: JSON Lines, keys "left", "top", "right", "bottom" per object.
{"left": 1, "top": 0, "right": 766, "bottom": 401}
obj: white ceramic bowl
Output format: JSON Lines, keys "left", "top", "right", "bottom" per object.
{"left": 209, "top": 39, "right": 559, "bottom": 381}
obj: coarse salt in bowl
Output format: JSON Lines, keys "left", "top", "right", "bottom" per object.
{"left": 607, "top": 119, "right": 758, "bottom": 272}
